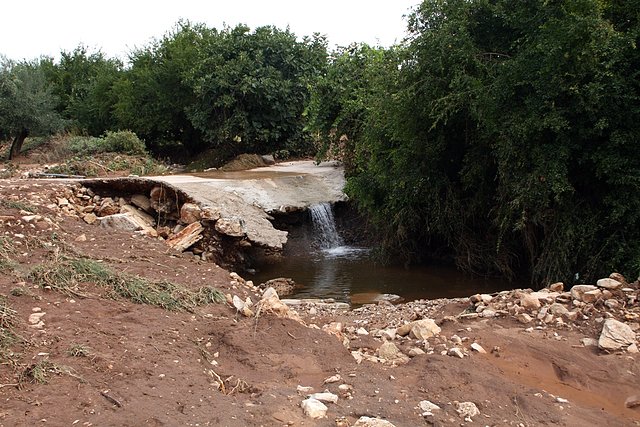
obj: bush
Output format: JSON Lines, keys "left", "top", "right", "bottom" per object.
{"left": 102, "top": 130, "right": 147, "bottom": 155}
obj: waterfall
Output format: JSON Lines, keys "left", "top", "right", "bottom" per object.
{"left": 309, "top": 202, "right": 343, "bottom": 249}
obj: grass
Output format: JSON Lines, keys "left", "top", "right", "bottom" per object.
{"left": 67, "top": 343, "right": 91, "bottom": 357}
{"left": 0, "top": 237, "right": 18, "bottom": 272}
{"left": 0, "top": 295, "right": 19, "bottom": 362}
{"left": 29, "top": 256, "right": 225, "bottom": 311}
{"left": 0, "top": 199, "right": 37, "bottom": 213}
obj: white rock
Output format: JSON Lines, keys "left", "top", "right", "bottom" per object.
{"left": 297, "top": 385, "right": 313, "bottom": 394}
{"left": 323, "top": 374, "right": 342, "bottom": 384}
{"left": 378, "top": 342, "right": 402, "bottom": 360}
{"left": 596, "top": 278, "right": 623, "bottom": 290}
{"left": 598, "top": 319, "right": 636, "bottom": 351}
{"left": 309, "top": 392, "right": 338, "bottom": 404}
{"left": 353, "top": 416, "right": 396, "bottom": 427}
{"left": 519, "top": 293, "right": 541, "bottom": 310}
{"left": 581, "top": 338, "right": 598, "bottom": 347}
{"left": 300, "top": 398, "right": 327, "bottom": 419}
{"left": 570, "top": 285, "right": 598, "bottom": 301}
{"left": 419, "top": 400, "right": 441, "bottom": 413}
{"left": 448, "top": 347, "right": 465, "bottom": 358}
{"left": 470, "top": 343, "right": 487, "bottom": 354}
{"left": 409, "top": 319, "right": 441, "bottom": 340}
{"left": 456, "top": 401, "right": 480, "bottom": 420}
{"left": 356, "top": 327, "right": 369, "bottom": 335}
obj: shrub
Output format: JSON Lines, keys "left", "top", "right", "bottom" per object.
{"left": 102, "top": 130, "right": 147, "bottom": 155}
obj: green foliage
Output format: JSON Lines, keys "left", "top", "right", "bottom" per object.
{"left": 102, "top": 130, "right": 146, "bottom": 155}
{"left": 345, "top": 0, "right": 640, "bottom": 284}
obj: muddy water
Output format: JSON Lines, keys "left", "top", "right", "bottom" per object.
{"left": 252, "top": 241, "right": 516, "bottom": 304}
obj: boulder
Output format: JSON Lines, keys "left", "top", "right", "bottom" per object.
{"left": 215, "top": 217, "right": 245, "bottom": 237}
{"left": 353, "top": 417, "right": 396, "bottom": 427}
{"left": 581, "top": 289, "right": 602, "bottom": 304}
{"left": 308, "top": 392, "right": 338, "bottom": 404}
{"left": 598, "top": 319, "right": 636, "bottom": 351}
{"left": 406, "top": 319, "right": 441, "bottom": 340}
{"left": 300, "top": 398, "right": 327, "bottom": 419}
{"left": 570, "top": 285, "right": 598, "bottom": 301}
{"left": 180, "top": 203, "right": 201, "bottom": 224}
{"left": 98, "top": 213, "right": 145, "bottom": 232}
{"left": 130, "top": 194, "right": 152, "bottom": 213}
{"left": 378, "top": 342, "right": 402, "bottom": 360}
{"left": 519, "top": 293, "right": 541, "bottom": 310}
{"left": 549, "top": 282, "right": 564, "bottom": 292}
{"left": 597, "top": 278, "right": 623, "bottom": 290}
{"left": 609, "top": 272, "right": 628, "bottom": 285}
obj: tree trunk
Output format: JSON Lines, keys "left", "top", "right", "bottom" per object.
{"left": 8, "top": 127, "right": 28, "bottom": 160}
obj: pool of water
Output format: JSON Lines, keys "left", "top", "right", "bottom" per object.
{"left": 252, "top": 243, "right": 516, "bottom": 304}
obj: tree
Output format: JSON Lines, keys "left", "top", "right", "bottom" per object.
{"left": 0, "top": 57, "right": 64, "bottom": 159}
{"left": 345, "top": 0, "right": 640, "bottom": 284}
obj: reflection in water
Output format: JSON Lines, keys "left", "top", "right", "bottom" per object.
{"left": 253, "top": 244, "right": 514, "bottom": 303}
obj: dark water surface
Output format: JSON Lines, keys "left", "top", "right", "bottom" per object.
{"left": 252, "top": 244, "right": 516, "bottom": 303}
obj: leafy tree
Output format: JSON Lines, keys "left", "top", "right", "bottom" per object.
{"left": 0, "top": 57, "right": 64, "bottom": 159}
{"left": 346, "top": 0, "right": 640, "bottom": 284}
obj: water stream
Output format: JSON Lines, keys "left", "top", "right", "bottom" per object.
{"left": 254, "top": 203, "right": 515, "bottom": 304}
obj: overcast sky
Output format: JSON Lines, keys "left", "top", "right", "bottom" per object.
{"left": 1, "top": 0, "right": 419, "bottom": 62}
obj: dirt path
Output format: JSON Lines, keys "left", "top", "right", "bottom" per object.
{"left": 0, "top": 179, "right": 639, "bottom": 426}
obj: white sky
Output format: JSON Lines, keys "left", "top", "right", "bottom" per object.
{"left": 1, "top": 0, "right": 419, "bottom": 62}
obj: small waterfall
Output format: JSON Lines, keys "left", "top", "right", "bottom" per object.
{"left": 309, "top": 202, "right": 343, "bottom": 249}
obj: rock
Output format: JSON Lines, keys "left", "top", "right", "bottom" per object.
{"left": 408, "top": 319, "right": 441, "bottom": 340}
{"left": 215, "top": 217, "right": 245, "bottom": 237}
{"left": 448, "top": 347, "right": 465, "bottom": 358}
{"left": 549, "top": 282, "right": 564, "bottom": 292}
{"left": 97, "top": 198, "right": 120, "bottom": 216}
{"left": 604, "top": 299, "right": 620, "bottom": 310}
{"left": 308, "top": 392, "right": 338, "bottom": 404}
{"left": 83, "top": 213, "right": 98, "bottom": 224}
{"left": 180, "top": 203, "right": 201, "bottom": 224}
{"left": 516, "top": 313, "right": 533, "bottom": 324}
{"left": 407, "top": 347, "right": 426, "bottom": 357}
{"left": 581, "top": 289, "right": 602, "bottom": 304}
{"left": 150, "top": 186, "right": 172, "bottom": 213}
{"left": 75, "top": 234, "right": 87, "bottom": 242}
{"left": 378, "top": 342, "right": 402, "bottom": 360}
{"left": 353, "top": 417, "right": 396, "bottom": 427}
{"left": 257, "top": 287, "right": 292, "bottom": 318}
{"left": 300, "top": 398, "right": 327, "bottom": 419}
{"left": 130, "top": 194, "right": 152, "bottom": 213}
{"left": 379, "top": 328, "right": 397, "bottom": 340}
{"left": 564, "top": 310, "right": 579, "bottom": 321}
{"left": 628, "top": 343, "right": 639, "bottom": 353}
{"left": 323, "top": 374, "right": 342, "bottom": 384}
{"left": 581, "top": 338, "right": 598, "bottom": 347}
{"left": 297, "top": 385, "right": 313, "bottom": 394}
{"left": 480, "top": 308, "right": 497, "bottom": 318}
{"left": 356, "top": 327, "right": 369, "bottom": 335}
{"left": 598, "top": 319, "right": 636, "bottom": 351}
{"left": 570, "top": 285, "right": 598, "bottom": 301}
{"left": 119, "top": 205, "right": 156, "bottom": 235}
{"left": 470, "top": 343, "right": 487, "bottom": 354}
{"left": 261, "top": 155, "right": 276, "bottom": 165}
{"left": 98, "top": 213, "right": 145, "bottom": 232}
{"left": 28, "top": 312, "right": 46, "bottom": 329}
{"left": 57, "top": 197, "right": 69, "bottom": 207}
{"left": 548, "top": 303, "right": 569, "bottom": 316}
{"left": 166, "top": 222, "right": 204, "bottom": 252}
{"left": 625, "top": 395, "right": 640, "bottom": 408}
{"left": 519, "top": 293, "right": 541, "bottom": 310}
{"left": 609, "top": 272, "right": 627, "bottom": 285}
{"left": 456, "top": 401, "right": 480, "bottom": 420}
{"left": 200, "top": 205, "right": 221, "bottom": 221}
{"left": 260, "top": 278, "right": 298, "bottom": 297}
{"left": 419, "top": 400, "right": 441, "bottom": 414}
{"left": 597, "top": 278, "right": 623, "bottom": 290}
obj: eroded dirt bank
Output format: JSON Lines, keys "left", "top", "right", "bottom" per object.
{"left": 0, "top": 179, "right": 639, "bottom": 427}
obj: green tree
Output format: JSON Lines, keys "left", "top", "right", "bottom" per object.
{"left": 0, "top": 57, "right": 64, "bottom": 159}
{"left": 346, "top": 0, "right": 640, "bottom": 284}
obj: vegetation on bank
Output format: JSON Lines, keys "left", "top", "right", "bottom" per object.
{"left": 1, "top": 0, "right": 639, "bottom": 285}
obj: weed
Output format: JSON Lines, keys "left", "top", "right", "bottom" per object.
{"left": 0, "top": 200, "right": 36, "bottom": 213}
{"left": 1, "top": 296, "right": 19, "bottom": 361}
{"left": 67, "top": 343, "right": 91, "bottom": 357}
{"left": 29, "top": 256, "right": 225, "bottom": 311}
{"left": 17, "top": 360, "right": 78, "bottom": 386}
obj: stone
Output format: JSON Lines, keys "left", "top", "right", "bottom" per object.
{"left": 323, "top": 374, "right": 342, "bottom": 384}
{"left": 625, "top": 395, "right": 640, "bottom": 408}
{"left": 180, "top": 203, "right": 201, "bottom": 224}
{"left": 150, "top": 186, "right": 172, "bottom": 213}
{"left": 516, "top": 313, "right": 533, "bottom": 324}
{"left": 419, "top": 400, "right": 441, "bottom": 414}
{"left": 215, "top": 217, "right": 245, "bottom": 237}
{"left": 570, "top": 285, "right": 598, "bottom": 301}
{"left": 609, "top": 272, "right": 627, "bottom": 285}
{"left": 456, "top": 401, "right": 480, "bottom": 420}
{"left": 356, "top": 327, "right": 369, "bottom": 335}
{"left": 563, "top": 311, "right": 579, "bottom": 321}
{"left": 581, "top": 338, "right": 598, "bottom": 347}
{"left": 200, "top": 206, "right": 221, "bottom": 221}
{"left": 598, "top": 319, "right": 636, "bottom": 351}
{"left": 605, "top": 299, "right": 620, "bottom": 310}
{"left": 130, "top": 194, "right": 152, "bottom": 213}
{"left": 549, "top": 282, "right": 564, "bottom": 292}
{"left": 257, "top": 287, "right": 292, "bottom": 317}
{"left": 83, "top": 213, "right": 97, "bottom": 224}
{"left": 297, "top": 385, "right": 313, "bottom": 394}
{"left": 597, "top": 278, "right": 623, "bottom": 290}
{"left": 581, "top": 289, "right": 602, "bottom": 304}
{"left": 308, "top": 392, "right": 338, "bottom": 404}
{"left": 408, "top": 319, "right": 441, "bottom": 340}
{"left": 470, "top": 343, "right": 487, "bottom": 354}
{"left": 519, "top": 293, "right": 541, "bottom": 310}
{"left": 628, "top": 343, "right": 639, "bottom": 353}
{"left": 98, "top": 213, "right": 144, "bottom": 232}
{"left": 97, "top": 198, "right": 120, "bottom": 216}
{"left": 57, "top": 197, "right": 69, "bottom": 207}
{"left": 378, "top": 342, "right": 402, "bottom": 360}
{"left": 353, "top": 417, "right": 396, "bottom": 427}
{"left": 300, "top": 398, "right": 327, "bottom": 419}
{"left": 75, "top": 234, "right": 87, "bottom": 242}
{"left": 379, "top": 328, "right": 397, "bottom": 340}
{"left": 448, "top": 347, "right": 465, "bottom": 358}
{"left": 548, "top": 303, "right": 569, "bottom": 316}
{"left": 166, "top": 222, "right": 204, "bottom": 252}
{"left": 261, "top": 154, "right": 276, "bottom": 165}
{"left": 260, "top": 278, "right": 298, "bottom": 297}
{"left": 407, "top": 347, "right": 426, "bottom": 357}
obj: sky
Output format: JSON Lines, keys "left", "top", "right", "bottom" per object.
{"left": 1, "top": 0, "right": 419, "bottom": 62}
